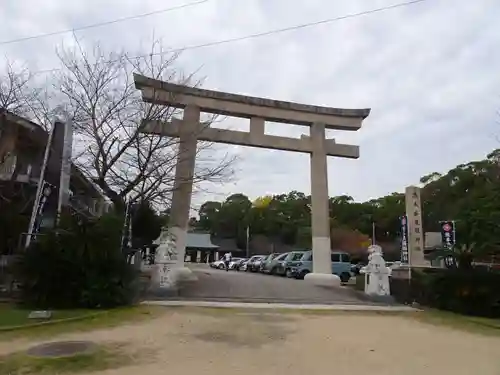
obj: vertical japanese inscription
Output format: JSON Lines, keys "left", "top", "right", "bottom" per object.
{"left": 400, "top": 215, "right": 409, "bottom": 264}
{"left": 405, "top": 186, "right": 427, "bottom": 266}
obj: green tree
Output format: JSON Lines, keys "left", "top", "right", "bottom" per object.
{"left": 131, "top": 201, "right": 163, "bottom": 247}
{"left": 197, "top": 201, "right": 222, "bottom": 233}
{"left": 195, "top": 147, "right": 500, "bottom": 263}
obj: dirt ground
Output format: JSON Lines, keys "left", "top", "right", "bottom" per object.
{"left": 1, "top": 308, "right": 499, "bottom": 375}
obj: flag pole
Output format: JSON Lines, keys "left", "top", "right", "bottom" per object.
{"left": 25, "top": 123, "right": 55, "bottom": 249}
{"left": 372, "top": 221, "right": 376, "bottom": 245}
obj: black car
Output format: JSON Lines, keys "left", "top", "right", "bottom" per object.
{"left": 351, "top": 263, "right": 364, "bottom": 275}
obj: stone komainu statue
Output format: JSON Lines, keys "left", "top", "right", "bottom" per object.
{"left": 154, "top": 228, "right": 178, "bottom": 263}
{"left": 362, "top": 245, "right": 391, "bottom": 296}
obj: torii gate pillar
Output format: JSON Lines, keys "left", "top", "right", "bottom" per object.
{"left": 309, "top": 122, "right": 334, "bottom": 279}
{"left": 167, "top": 105, "right": 200, "bottom": 277}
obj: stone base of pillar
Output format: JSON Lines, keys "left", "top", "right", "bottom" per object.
{"left": 174, "top": 266, "right": 197, "bottom": 282}
{"left": 304, "top": 273, "right": 341, "bottom": 287}
{"left": 149, "top": 264, "right": 197, "bottom": 296}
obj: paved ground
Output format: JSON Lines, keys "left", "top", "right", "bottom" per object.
{"left": 2, "top": 308, "right": 499, "bottom": 375}
{"left": 166, "top": 265, "right": 378, "bottom": 305}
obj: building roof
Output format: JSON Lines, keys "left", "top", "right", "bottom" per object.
{"left": 186, "top": 233, "right": 219, "bottom": 249}
{"left": 211, "top": 237, "right": 242, "bottom": 252}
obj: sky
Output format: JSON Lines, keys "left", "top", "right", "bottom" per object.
{"left": 1, "top": 0, "right": 500, "bottom": 209}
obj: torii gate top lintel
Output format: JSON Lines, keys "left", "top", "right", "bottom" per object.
{"left": 133, "top": 73, "right": 370, "bottom": 131}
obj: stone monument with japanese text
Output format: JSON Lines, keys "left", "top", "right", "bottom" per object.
{"left": 404, "top": 186, "right": 429, "bottom": 267}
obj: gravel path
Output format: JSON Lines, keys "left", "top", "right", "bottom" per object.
{"left": 1, "top": 308, "right": 499, "bottom": 375}
{"left": 168, "top": 266, "right": 374, "bottom": 305}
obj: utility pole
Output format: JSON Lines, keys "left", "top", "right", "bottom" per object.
{"left": 245, "top": 225, "right": 250, "bottom": 258}
{"left": 372, "top": 221, "right": 376, "bottom": 245}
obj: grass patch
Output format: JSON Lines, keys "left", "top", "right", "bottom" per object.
{"left": 0, "top": 343, "right": 131, "bottom": 375}
{"left": 414, "top": 309, "right": 500, "bottom": 337}
{"left": 0, "top": 304, "right": 166, "bottom": 341}
{"left": 0, "top": 304, "right": 93, "bottom": 328}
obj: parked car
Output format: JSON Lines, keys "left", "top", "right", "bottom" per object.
{"left": 259, "top": 253, "right": 282, "bottom": 272}
{"left": 274, "top": 251, "right": 307, "bottom": 277}
{"left": 289, "top": 251, "right": 352, "bottom": 282}
{"left": 246, "top": 255, "right": 265, "bottom": 272}
{"left": 351, "top": 262, "right": 365, "bottom": 275}
{"left": 210, "top": 257, "right": 243, "bottom": 270}
{"left": 261, "top": 253, "right": 289, "bottom": 274}
{"left": 210, "top": 259, "right": 226, "bottom": 269}
{"left": 236, "top": 259, "right": 249, "bottom": 271}
{"left": 230, "top": 258, "right": 246, "bottom": 270}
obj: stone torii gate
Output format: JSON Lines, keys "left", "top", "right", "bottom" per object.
{"left": 134, "top": 73, "right": 370, "bottom": 288}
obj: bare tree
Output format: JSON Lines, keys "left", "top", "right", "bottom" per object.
{"left": 0, "top": 61, "right": 37, "bottom": 115}
{"left": 0, "top": 60, "right": 57, "bottom": 165}
{"left": 0, "top": 61, "right": 52, "bottom": 207}
{"left": 54, "top": 39, "right": 235, "bottom": 212}
{"left": 0, "top": 61, "right": 33, "bottom": 165}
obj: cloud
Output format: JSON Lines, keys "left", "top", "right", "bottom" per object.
{"left": 1, "top": 0, "right": 500, "bottom": 209}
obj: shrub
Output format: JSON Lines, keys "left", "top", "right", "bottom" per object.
{"left": 390, "top": 268, "right": 500, "bottom": 318}
{"left": 0, "top": 208, "right": 29, "bottom": 255}
{"left": 14, "top": 213, "right": 139, "bottom": 309}
{"left": 423, "top": 268, "right": 500, "bottom": 318}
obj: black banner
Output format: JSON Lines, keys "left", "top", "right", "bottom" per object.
{"left": 400, "top": 215, "right": 409, "bottom": 264}
{"left": 31, "top": 181, "right": 54, "bottom": 237}
{"left": 121, "top": 201, "right": 133, "bottom": 254}
{"left": 440, "top": 221, "right": 456, "bottom": 249}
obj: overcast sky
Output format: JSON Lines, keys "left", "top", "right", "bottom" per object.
{"left": 2, "top": 0, "right": 500, "bottom": 208}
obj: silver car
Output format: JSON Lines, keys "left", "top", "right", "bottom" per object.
{"left": 246, "top": 255, "right": 265, "bottom": 272}
{"left": 210, "top": 258, "right": 244, "bottom": 270}
{"left": 228, "top": 258, "right": 245, "bottom": 270}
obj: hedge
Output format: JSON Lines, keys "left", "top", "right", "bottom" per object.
{"left": 390, "top": 268, "right": 500, "bottom": 318}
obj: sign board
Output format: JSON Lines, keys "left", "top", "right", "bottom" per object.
{"left": 400, "top": 215, "right": 409, "bottom": 264}
{"left": 405, "top": 186, "right": 427, "bottom": 267}
{"left": 31, "top": 181, "right": 54, "bottom": 238}
{"left": 28, "top": 310, "right": 52, "bottom": 320}
{"left": 440, "top": 220, "right": 456, "bottom": 249}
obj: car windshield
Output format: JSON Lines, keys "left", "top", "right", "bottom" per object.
{"left": 276, "top": 253, "right": 288, "bottom": 261}
{"left": 301, "top": 252, "right": 312, "bottom": 261}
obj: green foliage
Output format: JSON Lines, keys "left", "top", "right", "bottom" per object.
{"left": 0, "top": 210, "right": 29, "bottom": 255}
{"left": 0, "top": 183, "right": 35, "bottom": 255}
{"left": 131, "top": 201, "right": 163, "bottom": 247}
{"left": 14, "top": 213, "right": 139, "bottom": 309}
{"left": 411, "top": 269, "right": 500, "bottom": 318}
{"left": 192, "top": 148, "right": 500, "bottom": 262}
